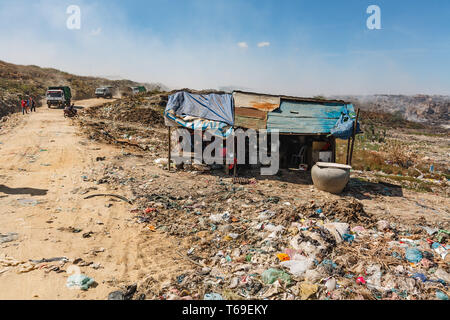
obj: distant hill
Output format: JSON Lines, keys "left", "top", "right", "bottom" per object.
{"left": 333, "top": 94, "right": 450, "bottom": 128}
{"left": 0, "top": 60, "right": 166, "bottom": 118}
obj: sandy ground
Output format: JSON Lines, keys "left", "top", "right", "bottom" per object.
{"left": 0, "top": 99, "right": 189, "bottom": 300}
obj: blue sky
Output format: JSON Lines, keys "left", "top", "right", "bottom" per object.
{"left": 0, "top": 0, "right": 449, "bottom": 95}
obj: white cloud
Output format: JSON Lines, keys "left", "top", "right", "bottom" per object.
{"left": 257, "top": 42, "right": 270, "bottom": 48}
{"left": 237, "top": 42, "right": 248, "bottom": 48}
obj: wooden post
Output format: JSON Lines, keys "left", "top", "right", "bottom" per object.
{"left": 233, "top": 131, "right": 237, "bottom": 177}
{"left": 331, "top": 137, "right": 336, "bottom": 163}
{"left": 349, "top": 108, "right": 360, "bottom": 166}
{"left": 168, "top": 126, "right": 171, "bottom": 172}
{"left": 346, "top": 138, "right": 351, "bottom": 165}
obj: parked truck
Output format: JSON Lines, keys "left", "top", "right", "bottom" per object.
{"left": 46, "top": 86, "right": 71, "bottom": 108}
{"left": 95, "top": 86, "right": 114, "bottom": 99}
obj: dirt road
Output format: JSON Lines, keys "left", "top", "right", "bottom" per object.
{"left": 0, "top": 99, "right": 189, "bottom": 300}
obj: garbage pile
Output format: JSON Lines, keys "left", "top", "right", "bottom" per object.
{"left": 0, "top": 92, "right": 22, "bottom": 119}
{"left": 83, "top": 94, "right": 167, "bottom": 126}
{"left": 123, "top": 175, "right": 449, "bottom": 300}
{"left": 77, "top": 94, "right": 168, "bottom": 157}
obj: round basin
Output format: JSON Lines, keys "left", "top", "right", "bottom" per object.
{"left": 311, "top": 162, "right": 352, "bottom": 194}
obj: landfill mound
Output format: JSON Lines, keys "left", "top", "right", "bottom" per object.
{"left": 77, "top": 94, "right": 169, "bottom": 157}
{"left": 83, "top": 94, "right": 167, "bottom": 126}
{"left": 0, "top": 59, "right": 167, "bottom": 122}
{"left": 0, "top": 92, "right": 22, "bottom": 119}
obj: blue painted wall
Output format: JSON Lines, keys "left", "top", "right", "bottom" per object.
{"left": 267, "top": 100, "right": 355, "bottom": 134}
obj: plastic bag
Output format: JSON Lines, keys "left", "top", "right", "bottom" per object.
{"left": 405, "top": 248, "right": 423, "bottom": 263}
{"left": 204, "top": 293, "right": 223, "bottom": 300}
{"left": 66, "top": 274, "right": 95, "bottom": 290}
{"left": 281, "top": 256, "right": 314, "bottom": 276}
{"left": 330, "top": 110, "right": 361, "bottom": 140}
{"left": 261, "top": 268, "right": 291, "bottom": 285}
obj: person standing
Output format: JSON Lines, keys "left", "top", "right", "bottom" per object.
{"left": 21, "top": 98, "right": 28, "bottom": 115}
{"left": 29, "top": 97, "right": 36, "bottom": 112}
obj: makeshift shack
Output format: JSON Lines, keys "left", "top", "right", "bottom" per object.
{"left": 164, "top": 90, "right": 358, "bottom": 174}
{"left": 233, "top": 91, "right": 357, "bottom": 169}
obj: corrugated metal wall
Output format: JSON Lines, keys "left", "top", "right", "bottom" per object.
{"left": 267, "top": 100, "right": 355, "bottom": 134}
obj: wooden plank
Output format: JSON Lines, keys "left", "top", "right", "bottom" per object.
{"left": 235, "top": 115, "right": 267, "bottom": 130}
{"left": 235, "top": 107, "right": 267, "bottom": 120}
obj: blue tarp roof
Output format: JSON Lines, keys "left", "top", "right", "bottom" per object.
{"left": 165, "top": 91, "right": 234, "bottom": 126}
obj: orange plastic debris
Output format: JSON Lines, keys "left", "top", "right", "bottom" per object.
{"left": 277, "top": 253, "right": 291, "bottom": 261}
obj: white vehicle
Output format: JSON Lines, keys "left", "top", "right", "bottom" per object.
{"left": 46, "top": 86, "right": 71, "bottom": 108}
{"left": 95, "top": 86, "right": 113, "bottom": 99}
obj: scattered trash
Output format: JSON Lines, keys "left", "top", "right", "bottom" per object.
{"left": 411, "top": 273, "right": 427, "bottom": 282}
{"left": 29, "top": 257, "right": 68, "bottom": 264}
{"left": 0, "top": 232, "right": 18, "bottom": 244}
{"left": 421, "top": 226, "right": 439, "bottom": 236}
{"left": 298, "top": 282, "right": 318, "bottom": 300}
{"left": 281, "top": 256, "right": 314, "bottom": 277}
{"left": 154, "top": 158, "right": 168, "bottom": 165}
{"left": 108, "top": 291, "right": 125, "bottom": 300}
{"left": 405, "top": 248, "right": 423, "bottom": 264}
{"left": 436, "top": 230, "right": 449, "bottom": 243}
{"left": 276, "top": 253, "right": 290, "bottom": 262}
{"left": 108, "top": 284, "right": 137, "bottom": 300}
{"left": 204, "top": 293, "right": 223, "bottom": 300}
{"left": 84, "top": 193, "right": 132, "bottom": 204}
{"left": 66, "top": 274, "right": 95, "bottom": 290}
{"left": 356, "top": 277, "right": 366, "bottom": 285}
{"left": 377, "top": 220, "right": 390, "bottom": 231}
{"left": 233, "top": 177, "right": 250, "bottom": 185}
{"left": 436, "top": 290, "right": 448, "bottom": 300}
{"left": 325, "top": 278, "right": 336, "bottom": 292}
{"left": 261, "top": 268, "right": 291, "bottom": 285}
{"left": 17, "top": 199, "right": 39, "bottom": 206}
{"left": 342, "top": 234, "right": 355, "bottom": 243}
{"left": 82, "top": 232, "right": 94, "bottom": 238}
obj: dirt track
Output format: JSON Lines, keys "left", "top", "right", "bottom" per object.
{"left": 0, "top": 99, "right": 188, "bottom": 300}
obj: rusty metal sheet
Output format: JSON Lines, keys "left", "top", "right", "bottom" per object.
{"left": 233, "top": 91, "right": 280, "bottom": 112}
